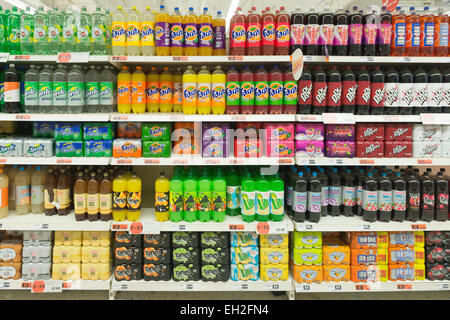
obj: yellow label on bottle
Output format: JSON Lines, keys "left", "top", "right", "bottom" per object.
{"left": 74, "top": 193, "right": 87, "bottom": 214}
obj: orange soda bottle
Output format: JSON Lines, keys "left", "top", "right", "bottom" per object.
{"left": 147, "top": 67, "right": 160, "bottom": 112}
{"left": 434, "top": 8, "right": 449, "bottom": 56}
{"left": 155, "top": 5, "right": 170, "bottom": 56}
{"left": 406, "top": 6, "right": 420, "bottom": 56}
{"left": 184, "top": 7, "right": 199, "bottom": 56}
{"left": 131, "top": 66, "right": 146, "bottom": 113}
{"left": 391, "top": 6, "right": 406, "bottom": 56}
{"left": 198, "top": 7, "right": 213, "bottom": 56}
{"left": 420, "top": 6, "right": 434, "bottom": 56}
{"left": 159, "top": 67, "right": 173, "bottom": 112}
{"left": 213, "top": 11, "right": 226, "bottom": 56}
{"left": 170, "top": 7, "right": 184, "bottom": 56}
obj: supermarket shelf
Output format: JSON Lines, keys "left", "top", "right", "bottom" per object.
{"left": 7, "top": 55, "right": 110, "bottom": 63}
{"left": 0, "top": 279, "right": 28, "bottom": 290}
{"left": 110, "top": 112, "right": 295, "bottom": 122}
{"left": 0, "top": 279, "right": 111, "bottom": 291}
{"left": 292, "top": 215, "right": 450, "bottom": 232}
{"left": 111, "top": 208, "right": 293, "bottom": 234}
{"left": 0, "top": 211, "right": 110, "bottom": 231}
{"left": 111, "top": 156, "right": 295, "bottom": 166}
{"left": 0, "top": 113, "right": 109, "bottom": 122}
{"left": 295, "top": 157, "right": 450, "bottom": 166}
{"left": 296, "top": 114, "right": 422, "bottom": 123}
{"left": 295, "top": 280, "right": 450, "bottom": 293}
{"left": 0, "top": 157, "right": 110, "bottom": 165}
{"left": 111, "top": 279, "right": 292, "bottom": 292}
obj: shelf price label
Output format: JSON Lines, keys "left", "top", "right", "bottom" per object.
{"left": 230, "top": 115, "right": 247, "bottom": 121}
{"left": 228, "top": 56, "right": 244, "bottom": 61}
{"left": 0, "top": 158, "right": 6, "bottom": 164}
{"left": 172, "top": 224, "right": 187, "bottom": 231}
{"left": 417, "top": 159, "right": 432, "bottom": 165}
{"left": 278, "top": 158, "right": 293, "bottom": 165}
{"left": 436, "top": 283, "right": 449, "bottom": 290}
{"left": 269, "top": 222, "right": 288, "bottom": 234}
{"left": 296, "top": 284, "right": 311, "bottom": 292}
{"left": 0, "top": 53, "right": 9, "bottom": 62}
{"left": 129, "top": 222, "right": 160, "bottom": 235}
{"left": 111, "top": 56, "right": 128, "bottom": 61}
{"left": 21, "top": 282, "right": 32, "bottom": 289}
{"left": 266, "top": 283, "right": 282, "bottom": 291}
{"left": 116, "top": 159, "right": 133, "bottom": 165}
{"left": 236, "top": 283, "right": 249, "bottom": 291}
{"left": 112, "top": 115, "right": 129, "bottom": 121}
{"left": 12, "top": 55, "right": 31, "bottom": 61}
{"left": 322, "top": 113, "right": 355, "bottom": 124}
{"left": 31, "top": 280, "right": 63, "bottom": 293}
{"left": 256, "top": 222, "right": 270, "bottom": 235}
{"left": 0, "top": 281, "right": 11, "bottom": 289}
{"left": 205, "top": 159, "right": 222, "bottom": 165}
{"left": 172, "top": 56, "right": 188, "bottom": 61}
{"left": 180, "top": 283, "right": 196, "bottom": 291}
{"left": 111, "top": 224, "right": 129, "bottom": 231}
{"left": 15, "top": 114, "right": 32, "bottom": 120}
{"left": 360, "top": 224, "right": 371, "bottom": 231}
{"left": 420, "top": 113, "right": 450, "bottom": 125}
{"left": 172, "top": 159, "right": 188, "bottom": 165}
{"left": 359, "top": 159, "right": 375, "bottom": 165}
{"left": 34, "top": 223, "right": 50, "bottom": 230}
{"left": 355, "top": 284, "right": 370, "bottom": 291}
{"left": 397, "top": 284, "right": 412, "bottom": 290}
{"left": 56, "top": 158, "right": 72, "bottom": 164}
{"left": 298, "top": 115, "right": 321, "bottom": 122}
{"left": 296, "top": 224, "right": 314, "bottom": 231}
{"left": 144, "top": 159, "right": 160, "bottom": 164}
{"left": 229, "top": 224, "right": 245, "bottom": 231}
{"left": 57, "top": 52, "right": 89, "bottom": 63}
{"left": 228, "top": 159, "right": 244, "bottom": 165}
{"left": 328, "top": 284, "right": 343, "bottom": 292}
{"left": 411, "top": 224, "right": 427, "bottom": 230}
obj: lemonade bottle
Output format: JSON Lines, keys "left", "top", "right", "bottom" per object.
{"left": 197, "top": 66, "right": 212, "bottom": 114}
{"left": 127, "top": 173, "right": 141, "bottom": 221}
{"left": 112, "top": 174, "right": 127, "bottom": 221}
{"left": 126, "top": 6, "right": 141, "bottom": 56}
{"left": 146, "top": 67, "right": 160, "bottom": 112}
{"left": 198, "top": 7, "right": 213, "bottom": 56}
{"left": 155, "top": 171, "right": 169, "bottom": 222}
{"left": 173, "top": 67, "right": 183, "bottom": 112}
{"left": 183, "top": 170, "right": 198, "bottom": 222}
{"left": 141, "top": 6, "right": 155, "bottom": 56}
{"left": 159, "top": 67, "right": 173, "bottom": 112}
{"left": 170, "top": 170, "right": 184, "bottom": 222}
{"left": 155, "top": 5, "right": 170, "bottom": 56}
{"left": 211, "top": 66, "right": 226, "bottom": 114}
{"left": 182, "top": 65, "right": 197, "bottom": 114}
{"left": 15, "top": 167, "right": 31, "bottom": 215}
{"left": 184, "top": 7, "right": 199, "bottom": 56}
{"left": 213, "top": 11, "right": 226, "bottom": 55}
{"left": 117, "top": 66, "right": 131, "bottom": 113}
{"left": 131, "top": 66, "right": 146, "bottom": 113}
{"left": 170, "top": 7, "right": 184, "bottom": 56}
{"left": 112, "top": 6, "right": 127, "bottom": 56}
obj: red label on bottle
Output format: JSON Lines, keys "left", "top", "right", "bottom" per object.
{"left": 247, "top": 22, "right": 261, "bottom": 47}
{"left": 262, "top": 21, "right": 276, "bottom": 46}
{"left": 356, "top": 80, "right": 371, "bottom": 106}
{"left": 363, "top": 24, "right": 377, "bottom": 45}
{"left": 370, "top": 82, "right": 385, "bottom": 107}
{"left": 297, "top": 79, "right": 312, "bottom": 105}
{"left": 334, "top": 25, "right": 349, "bottom": 46}
{"left": 381, "top": 23, "right": 392, "bottom": 45}
{"left": 276, "top": 22, "right": 290, "bottom": 47}
{"left": 327, "top": 82, "right": 342, "bottom": 107}
{"left": 305, "top": 24, "right": 319, "bottom": 45}
{"left": 320, "top": 24, "right": 335, "bottom": 45}
{"left": 312, "top": 82, "right": 327, "bottom": 107}
{"left": 291, "top": 24, "right": 306, "bottom": 45}
{"left": 230, "top": 23, "right": 246, "bottom": 48}
{"left": 342, "top": 80, "right": 357, "bottom": 106}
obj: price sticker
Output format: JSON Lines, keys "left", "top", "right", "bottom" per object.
{"left": 0, "top": 53, "right": 9, "bottom": 62}
{"left": 256, "top": 222, "right": 270, "bottom": 235}
{"left": 15, "top": 114, "right": 32, "bottom": 120}
{"left": 228, "top": 56, "right": 244, "bottom": 61}
{"left": 56, "top": 158, "right": 72, "bottom": 164}
{"left": 335, "top": 159, "right": 344, "bottom": 165}
{"left": 144, "top": 159, "right": 160, "bottom": 164}
{"left": 397, "top": 284, "right": 412, "bottom": 290}
{"left": 112, "top": 115, "right": 129, "bottom": 121}
{"left": 436, "top": 283, "right": 449, "bottom": 290}
{"left": 366, "top": 56, "right": 375, "bottom": 62}
{"left": 116, "top": 159, "right": 133, "bottom": 165}
{"left": 12, "top": 55, "right": 31, "bottom": 61}
{"left": 236, "top": 283, "right": 249, "bottom": 291}
{"left": 228, "top": 159, "right": 244, "bottom": 165}
{"left": 172, "top": 224, "right": 187, "bottom": 231}
{"left": 0, "top": 281, "right": 11, "bottom": 289}
{"left": 34, "top": 224, "right": 50, "bottom": 230}
{"left": 111, "top": 56, "right": 128, "bottom": 61}
{"left": 180, "top": 283, "right": 196, "bottom": 291}
{"left": 129, "top": 222, "right": 143, "bottom": 234}
{"left": 230, "top": 115, "right": 247, "bottom": 121}
{"left": 304, "top": 56, "right": 313, "bottom": 62}
{"left": 269, "top": 222, "right": 288, "bottom": 234}
{"left": 417, "top": 159, "right": 432, "bottom": 165}
{"left": 296, "top": 224, "right": 314, "bottom": 231}
{"left": 360, "top": 224, "right": 371, "bottom": 231}
{"left": 355, "top": 284, "right": 370, "bottom": 291}
{"left": 403, "top": 57, "right": 411, "bottom": 62}
{"left": 411, "top": 224, "right": 427, "bottom": 230}
{"left": 322, "top": 113, "right": 355, "bottom": 124}
{"left": 359, "top": 159, "right": 375, "bottom": 165}
{"left": 57, "top": 52, "right": 89, "bottom": 63}
{"left": 229, "top": 224, "right": 245, "bottom": 231}
{"left": 382, "top": 115, "right": 400, "bottom": 122}
{"left": 266, "top": 283, "right": 282, "bottom": 291}
{"left": 308, "top": 159, "right": 316, "bottom": 165}
{"left": 419, "top": 113, "right": 450, "bottom": 125}
{"left": 129, "top": 222, "right": 160, "bottom": 235}
{"left": 172, "top": 159, "right": 188, "bottom": 165}
{"left": 205, "top": 159, "right": 221, "bottom": 165}
{"left": 298, "top": 115, "right": 321, "bottom": 121}
{"left": 328, "top": 284, "right": 343, "bottom": 292}
{"left": 31, "top": 280, "right": 46, "bottom": 293}
{"left": 172, "top": 56, "right": 188, "bottom": 61}
{"left": 111, "top": 224, "right": 129, "bottom": 231}
{"left": 21, "top": 282, "right": 32, "bottom": 289}
{"left": 278, "top": 158, "right": 293, "bottom": 165}
{"left": 296, "top": 284, "right": 311, "bottom": 292}
{"left": 119, "top": 283, "right": 129, "bottom": 290}
{"left": 0, "top": 159, "right": 6, "bottom": 164}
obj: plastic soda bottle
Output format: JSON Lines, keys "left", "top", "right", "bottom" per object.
{"left": 91, "top": 6, "right": 106, "bottom": 55}
{"left": 420, "top": 6, "right": 434, "bottom": 56}
{"left": 38, "top": 64, "right": 53, "bottom": 113}
{"left": 117, "top": 66, "right": 131, "bottom": 113}
{"left": 292, "top": 171, "right": 307, "bottom": 222}
{"left": 182, "top": 65, "right": 197, "bottom": 114}
{"left": 52, "top": 64, "right": 68, "bottom": 114}
{"left": 105, "top": 9, "right": 112, "bottom": 55}
{"left": 67, "top": 64, "right": 85, "bottom": 114}
{"left": 226, "top": 66, "right": 240, "bottom": 114}
{"left": 212, "top": 169, "right": 226, "bottom": 222}
{"left": 47, "top": 8, "right": 62, "bottom": 54}
{"left": 184, "top": 7, "right": 199, "bottom": 56}
{"left": 240, "top": 65, "right": 255, "bottom": 114}
{"left": 226, "top": 168, "right": 240, "bottom": 216}
{"left": 406, "top": 7, "right": 420, "bottom": 56}
{"left": 4, "top": 64, "right": 21, "bottom": 113}
{"left": 213, "top": 11, "right": 226, "bottom": 55}
{"left": 275, "top": 6, "right": 291, "bottom": 55}
{"left": 77, "top": 6, "right": 91, "bottom": 52}
{"left": 0, "top": 168, "right": 8, "bottom": 218}
{"left": 229, "top": 7, "right": 246, "bottom": 55}
{"left": 126, "top": 173, "right": 141, "bottom": 221}
{"left": 24, "top": 65, "right": 39, "bottom": 114}
{"left": 183, "top": 171, "right": 198, "bottom": 222}
{"left": 159, "top": 67, "right": 173, "bottom": 112}
{"left": 100, "top": 66, "right": 115, "bottom": 113}
{"left": 172, "top": 67, "right": 183, "bottom": 112}
{"left": 261, "top": 7, "right": 275, "bottom": 55}
{"left": 20, "top": 6, "right": 34, "bottom": 54}
{"left": 0, "top": 7, "right": 6, "bottom": 53}
{"left": 307, "top": 171, "right": 322, "bottom": 222}
{"left": 247, "top": 6, "right": 261, "bottom": 56}
{"left": 85, "top": 65, "right": 100, "bottom": 113}
{"left": 269, "top": 65, "right": 283, "bottom": 114}
{"left": 254, "top": 65, "right": 269, "bottom": 114}
{"left": 126, "top": 6, "right": 141, "bottom": 56}
{"left": 112, "top": 174, "right": 127, "bottom": 221}
{"left": 240, "top": 172, "right": 255, "bottom": 222}
{"left": 391, "top": 7, "right": 406, "bottom": 56}
{"left": 141, "top": 7, "right": 155, "bottom": 56}
{"left": 197, "top": 66, "right": 212, "bottom": 114}
{"left": 31, "top": 166, "right": 45, "bottom": 214}
{"left": 155, "top": 172, "right": 170, "bottom": 222}
{"left": 283, "top": 66, "right": 297, "bottom": 114}
{"left": 255, "top": 173, "right": 270, "bottom": 222}
{"left": 270, "top": 173, "right": 284, "bottom": 222}
{"left": 362, "top": 172, "right": 378, "bottom": 222}
{"left": 170, "top": 7, "right": 184, "bottom": 56}
{"left": 7, "top": 7, "right": 21, "bottom": 54}
{"left": 348, "top": 6, "right": 363, "bottom": 56}
{"left": 434, "top": 8, "right": 448, "bottom": 56}
{"left": 62, "top": 8, "right": 77, "bottom": 52}
{"left": 15, "top": 167, "right": 30, "bottom": 215}
{"left": 112, "top": 6, "right": 126, "bottom": 56}
{"left": 169, "top": 171, "right": 184, "bottom": 222}
{"left": 131, "top": 66, "right": 146, "bottom": 113}
{"left": 211, "top": 66, "right": 225, "bottom": 114}
{"left": 155, "top": 5, "right": 170, "bottom": 56}
{"left": 146, "top": 67, "right": 160, "bottom": 112}
{"left": 198, "top": 7, "right": 213, "bottom": 56}
{"left": 378, "top": 172, "right": 392, "bottom": 222}
{"left": 196, "top": 170, "right": 211, "bottom": 222}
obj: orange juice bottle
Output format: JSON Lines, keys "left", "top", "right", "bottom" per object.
{"left": 173, "top": 67, "right": 183, "bottom": 112}
{"left": 182, "top": 65, "right": 198, "bottom": 114}
{"left": 117, "top": 66, "right": 131, "bottom": 113}
{"left": 146, "top": 67, "right": 160, "bottom": 112}
{"left": 159, "top": 67, "right": 173, "bottom": 112}
{"left": 213, "top": 11, "right": 226, "bottom": 56}
{"left": 155, "top": 172, "right": 169, "bottom": 222}
{"left": 112, "top": 174, "right": 127, "bottom": 221}
{"left": 170, "top": 7, "right": 184, "bottom": 56}
{"left": 155, "top": 5, "right": 170, "bottom": 56}
{"left": 127, "top": 173, "right": 142, "bottom": 221}
{"left": 184, "top": 7, "right": 199, "bottom": 56}
{"left": 198, "top": 7, "right": 213, "bottom": 56}
{"left": 197, "top": 66, "right": 211, "bottom": 114}
{"left": 131, "top": 66, "right": 146, "bottom": 113}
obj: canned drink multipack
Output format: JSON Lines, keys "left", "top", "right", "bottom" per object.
{"left": 412, "top": 124, "right": 442, "bottom": 141}
{"left": 385, "top": 123, "right": 412, "bottom": 141}
{"left": 21, "top": 262, "right": 52, "bottom": 281}
{"left": 22, "top": 231, "right": 52, "bottom": 246}
{"left": 0, "top": 138, "right": 23, "bottom": 157}
{"left": 33, "top": 122, "right": 55, "bottom": 138}
{"left": 413, "top": 141, "right": 442, "bottom": 158}
{"left": 23, "top": 139, "right": 54, "bottom": 157}
{"left": 55, "top": 141, "right": 84, "bottom": 157}
{"left": 22, "top": 246, "right": 52, "bottom": 263}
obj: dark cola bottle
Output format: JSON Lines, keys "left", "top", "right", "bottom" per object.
{"left": 297, "top": 65, "right": 312, "bottom": 114}
{"left": 392, "top": 172, "right": 407, "bottom": 222}
{"left": 327, "top": 65, "right": 342, "bottom": 113}
{"left": 362, "top": 172, "right": 378, "bottom": 222}
{"left": 348, "top": 6, "right": 363, "bottom": 56}
{"left": 398, "top": 67, "right": 414, "bottom": 115}
{"left": 378, "top": 172, "right": 392, "bottom": 222}
{"left": 435, "top": 171, "right": 448, "bottom": 221}
{"left": 420, "top": 171, "right": 435, "bottom": 222}
{"left": 356, "top": 66, "right": 371, "bottom": 114}
{"left": 428, "top": 67, "right": 443, "bottom": 114}
{"left": 443, "top": 68, "right": 450, "bottom": 113}
{"left": 341, "top": 66, "right": 356, "bottom": 113}
{"left": 319, "top": 8, "right": 334, "bottom": 56}
{"left": 333, "top": 7, "right": 349, "bottom": 56}
{"left": 370, "top": 66, "right": 385, "bottom": 115}
{"left": 304, "top": 8, "right": 320, "bottom": 56}
{"left": 311, "top": 66, "right": 327, "bottom": 114}
{"left": 362, "top": 9, "right": 377, "bottom": 56}
{"left": 290, "top": 7, "right": 305, "bottom": 54}
{"left": 413, "top": 66, "right": 429, "bottom": 115}
{"left": 377, "top": 6, "right": 392, "bottom": 56}
{"left": 384, "top": 67, "right": 399, "bottom": 115}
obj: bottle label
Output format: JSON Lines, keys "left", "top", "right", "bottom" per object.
{"left": 34, "top": 27, "right": 47, "bottom": 42}
{"left": 319, "top": 24, "right": 334, "bottom": 45}
{"left": 394, "top": 22, "right": 406, "bottom": 46}
{"left": 437, "top": 22, "right": 449, "bottom": 47}
{"left": 444, "top": 82, "right": 450, "bottom": 106}
{"left": 87, "top": 194, "right": 99, "bottom": 214}
{"left": 384, "top": 82, "right": 399, "bottom": 107}
{"left": 16, "top": 185, "right": 30, "bottom": 205}
{"left": 68, "top": 82, "right": 85, "bottom": 106}
{"left": 312, "top": 81, "right": 327, "bottom": 107}
{"left": 413, "top": 83, "right": 428, "bottom": 106}
{"left": 131, "top": 80, "right": 146, "bottom": 104}
{"left": 298, "top": 79, "right": 312, "bottom": 105}
{"left": 423, "top": 193, "right": 435, "bottom": 211}
{"left": 170, "top": 191, "right": 183, "bottom": 212}
{"left": 141, "top": 22, "right": 155, "bottom": 47}
{"left": 342, "top": 80, "right": 356, "bottom": 106}
{"left": 31, "top": 185, "right": 43, "bottom": 205}
{"left": 305, "top": 24, "right": 319, "bottom": 45}
{"left": 293, "top": 191, "right": 307, "bottom": 213}
{"left": 378, "top": 23, "right": 391, "bottom": 45}
{"left": 393, "top": 190, "right": 406, "bottom": 211}
{"left": 213, "top": 26, "right": 226, "bottom": 50}
{"left": 227, "top": 186, "right": 240, "bottom": 210}
{"left": 77, "top": 26, "right": 90, "bottom": 42}
{"left": 328, "top": 186, "right": 342, "bottom": 207}
{"left": 308, "top": 191, "right": 321, "bottom": 213}
{"left": 183, "top": 191, "right": 197, "bottom": 212}
{"left": 155, "top": 192, "right": 169, "bottom": 212}
{"left": 184, "top": 23, "right": 199, "bottom": 47}
{"left": 398, "top": 83, "right": 414, "bottom": 107}
{"left": 173, "top": 82, "right": 183, "bottom": 105}
{"left": 74, "top": 193, "right": 87, "bottom": 214}
{"left": 91, "top": 25, "right": 104, "bottom": 42}
{"left": 52, "top": 82, "right": 68, "bottom": 106}
{"left": 155, "top": 22, "right": 170, "bottom": 47}
{"left": 211, "top": 83, "right": 225, "bottom": 105}
{"left": 356, "top": 80, "right": 371, "bottom": 106}
{"left": 20, "top": 26, "right": 31, "bottom": 43}
{"left": 357, "top": 186, "right": 363, "bottom": 206}
{"left": 378, "top": 190, "right": 392, "bottom": 212}
{"left": 428, "top": 83, "right": 443, "bottom": 107}
{"left": 4, "top": 82, "right": 20, "bottom": 102}
{"left": 199, "top": 23, "right": 213, "bottom": 47}
{"left": 147, "top": 81, "right": 160, "bottom": 104}
{"left": 212, "top": 191, "right": 226, "bottom": 212}
{"left": 0, "top": 187, "right": 7, "bottom": 209}
{"left": 334, "top": 25, "right": 348, "bottom": 46}
{"left": 38, "top": 81, "right": 52, "bottom": 106}
{"left": 349, "top": 24, "right": 363, "bottom": 45}
{"left": 406, "top": 23, "right": 420, "bottom": 47}
{"left": 24, "top": 82, "right": 38, "bottom": 106}
{"left": 247, "top": 22, "right": 261, "bottom": 47}
{"left": 370, "top": 82, "right": 385, "bottom": 107}
{"left": 197, "top": 83, "right": 211, "bottom": 106}
{"left": 197, "top": 191, "right": 211, "bottom": 212}
{"left": 170, "top": 23, "right": 184, "bottom": 47}
{"left": 127, "top": 191, "right": 141, "bottom": 212}
{"left": 287, "top": 187, "right": 293, "bottom": 207}
{"left": 321, "top": 186, "right": 328, "bottom": 206}
{"left": 112, "top": 22, "right": 126, "bottom": 45}
{"left": 56, "top": 188, "right": 71, "bottom": 210}
{"left": 126, "top": 22, "right": 140, "bottom": 45}
{"left": 327, "top": 81, "right": 342, "bottom": 107}
{"left": 437, "top": 192, "right": 448, "bottom": 211}
{"left": 241, "top": 191, "right": 255, "bottom": 216}
{"left": 262, "top": 21, "right": 275, "bottom": 45}
{"left": 159, "top": 81, "right": 173, "bottom": 104}
{"left": 270, "top": 190, "right": 284, "bottom": 215}
{"left": 226, "top": 81, "right": 240, "bottom": 105}
{"left": 291, "top": 24, "right": 305, "bottom": 45}
{"left": 182, "top": 82, "right": 196, "bottom": 105}
{"left": 362, "top": 190, "right": 377, "bottom": 211}
{"left": 275, "top": 22, "right": 290, "bottom": 46}
{"left": 269, "top": 81, "right": 283, "bottom": 105}
{"left": 240, "top": 81, "right": 255, "bottom": 104}
{"left": 100, "top": 82, "right": 114, "bottom": 105}
{"left": 86, "top": 82, "right": 100, "bottom": 106}
{"left": 100, "top": 194, "right": 112, "bottom": 215}
{"left": 363, "top": 23, "right": 377, "bottom": 45}
{"left": 256, "top": 191, "right": 270, "bottom": 215}
{"left": 231, "top": 23, "right": 246, "bottom": 48}
{"left": 9, "top": 28, "right": 20, "bottom": 43}
{"left": 283, "top": 81, "right": 298, "bottom": 105}
{"left": 423, "top": 22, "right": 434, "bottom": 46}
{"left": 408, "top": 192, "right": 420, "bottom": 210}
{"left": 342, "top": 186, "right": 356, "bottom": 207}
{"left": 117, "top": 81, "right": 131, "bottom": 105}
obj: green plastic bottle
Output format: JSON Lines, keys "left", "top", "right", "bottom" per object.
{"left": 169, "top": 171, "right": 184, "bottom": 222}
{"left": 226, "top": 167, "right": 240, "bottom": 216}
{"left": 212, "top": 169, "right": 226, "bottom": 222}
{"left": 270, "top": 173, "right": 285, "bottom": 221}
{"left": 198, "top": 169, "right": 212, "bottom": 222}
{"left": 183, "top": 170, "right": 198, "bottom": 222}
{"left": 240, "top": 172, "right": 255, "bottom": 223}
{"left": 256, "top": 173, "right": 270, "bottom": 222}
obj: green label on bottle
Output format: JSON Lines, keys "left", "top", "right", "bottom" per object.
{"left": 20, "top": 26, "right": 32, "bottom": 43}
{"left": 241, "top": 191, "right": 255, "bottom": 216}
{"left": 86, "top": 82, "right": 100, "bottom": 105}
{"left": 48, "top": 25, "right": 61, "bottom": 41}
{"left": 38, "top": 81, "right": 52, "bottom": 105}
{"left": 240, "top": 81, "right": 255, "bottom": 104}
{"left": 256, "top": 191, "right": 270, "bottom": 215}
{"left": 91, "top": 25, "right": 105, "bottom": 42}
{"left": 62, "top": 26, "right": 75, "bottom": 42}
{"left": 283, "top": 81, "right": 298, "bottom": 105}
{"left": 67, "top": 82, "right": 85, "bottom": 106}
{"left": 77, "top": 26, "right": 90, "bottom": 42}
{"left": 52, "top": 81, "right": 67, "bottom": 106}
{"left": 198, "top": 191, "right": 211, "bottom": 212}
{"left": 183, "top": 191, "right": 197, "bottom": 212}
{"left": 212, "top": 191, "right": 226, "bottom": 212}
{"left": 100, "top": 82, "right": 114, "bottom": 105}
{"left": 170, "top": 191, "right": 183, "bottom": 212}
{"left": 226, "top": 81, "right": 240, "bottom": 106}
{"left": 10, "top": 28, "right": 20, "bottom": 43}
{"left": 24, "top": 82, "right": 38, "bottom": 106}
{"left": 269, "top": 81, "right": 283, "bottom": 105}
{"left": 255, "top": 81, "right": 269, "bottom": 105}
{"left": 270, "top": 191, "right": 284, "bottom": 215}
{"left": 34, "top": 27, "right": 47, "bottom": 41}
{"left": 226, "top": 186, "right": 240, "bottom": 209}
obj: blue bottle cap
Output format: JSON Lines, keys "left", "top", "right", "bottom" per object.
{"left": 312, "top": 172, "right": 317, "bottom": 177}
{"left": 298, "top": 172, "right": 303, "bottom": 177}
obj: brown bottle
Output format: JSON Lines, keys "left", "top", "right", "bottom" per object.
{"left": 57, "top": 169, "right": 71, "bottom": 216}
{"left": 87, "top": 172, "right": 100, "bottom": 221}
{"left": 73, "top": 172, "right": 88, "bottom": 221}
{"left": 44, "top": 169, "right": 58, "bottom": 216}
{"left": 100, "top": 172, "right": 113, "bottom": 221}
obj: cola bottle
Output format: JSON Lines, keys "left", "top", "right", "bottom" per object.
{"left": 348, "top": 6, "right": 363, "bottom": 56}
{"left": 384, "top": 67, "right": 399, "bottom": 115}
{"left": 435, "top": 171, "right": 448, "bottom": 221}
{"left": 428, "top": 68, "right": 443, "bottom": 114}
{"left": 421, "top": 172, "right": 435, "bottom": 222}
{"left": 305, "top": 9, "right": 320, "bottom": 56}
{"left": 290, "top": 8, "right": 305, "bottom": 54}
{"left": 327, "top": 66, "right": 342, "bottom": 113}
{"left": 398, "top": 67, "right": 414, "bottom": 115}
{"left": 406, "top": 174, "right": 420, "bottom": 222}
{"left": 362, "top": 172, "right": 378, "bottom": 222}
{"left": 333, "top": 7, "right": 349, "bottom": 55}
{"left": 362, "top": 9, "right": 377, "bottom": 56}
{"left": 319, "top": 8, "right": 334, "bottom": 56}
{"left": 356, "top": 66, "right": 371, "bottom": 115}
{"left": 377, "top": 6, "right": 392, "bottom": 56}
{"left": 311, "top": 66, "right": 327, "bottom": 114}
{"left": 378, "top": 172, "right": 392, "bottom": 222}
{"left": 341, "top": 66, "right": 356, "bottom": 113}
{"left": 356, "top": 168, "right": 365, "bottom": 216}
{"left": 370, "top": 66, "right": 385, "bottom": 115}
{"left": 342, "top": 169, "right": 356, "bottom": 216}
{"left": 297, "top": 65, "right": 312, "bottom": 114}
{"left": 413, "top": 66, "right": 428, "bottom": 115}
{"left": 392, "top": 172, "right": 406, "bottom": 222}
{"left": 443, "top": 68, "right": 450, "bottom": 114}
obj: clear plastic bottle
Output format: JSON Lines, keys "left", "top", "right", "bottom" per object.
{"left": 62, "top": 8, "right": 77, "bottom": 52}
{"left": 141, "top": 6, "right": 155, "bottom": 56}
{"left": 38, "top": 64, "right": 53, "bottom": 113}
{"left": 100, "top": 66, "right": 115, "bottom": 113}
{"left": 67, "top": 64, "right": 85, "bottom": 114}
{"left": 112, "top": 6, "right": 127, "bottom": 56}
{"left": 34, "top": 6, "right": 49, "bottom": 54}
{"left": 31, "top": 166, "right": 46, "bottom": 214}
{"left": 7, "top": 7, "right": 21, "bottom": 55}
{"left": 52, "top": 64, "right": 68, "bottom": 114}
{"left": 85, "top": 65, "right": 100, "bottom": 113}
{"left": 24, "top": 65, "right": 39, "bottom": 114}
{"left": 0, "top": 168, "right": 8, "bottom": 218}
{"left": 91, "top": 6, "right": 106, "bottom": 55}
{"left": 77, "top": 6, "right": 91, "bottom": 52}
{"left": 20, "top": 6, "right": 34, "bottom": 54}
{"left": 15, "top": 167, "right": 31, "bottom": 215}
{"left": 105, "top": 9, "right": 112, "bottom": 55}
{"left": 48, "top": 8, "right": 62, "bottom": 54}
{"left": 127, "top": 6, "right": 141, "bottom": 56}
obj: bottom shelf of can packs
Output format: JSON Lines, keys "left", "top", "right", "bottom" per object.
{"left": 295, "top": 280, "right": 450, "bottom": 292}
{"left": 111, "top": 279, "right": 292, "bottom": 292}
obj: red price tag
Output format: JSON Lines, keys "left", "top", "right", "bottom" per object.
{"left": 359, "top": 159, "right": 375, "bottom": 165}
{"left": 57, "top": 52, "right": 71, "bottom": 63}
{"left": 355, "top": 284, "right": 370, "bottom": 291}
{"left": 56, "top": 158, "right": 72, "bottom": 164}
{"left": 117, "top": 159, "right": 133, "bottom": 164}
{"left": 111, "top": 224, "right": 128, "bottom": 231}
{"left": 172, "top": 56, "right": 188, "bottom": 61}
{"left": 111, "top": 56, "right": 128, "bottom": 61}
{"left": 257, "top": 222, "right": 270, "bottom": 234}
{"left": 228, "top": 224, "right": 245, "bottom": 231}
{"left": 397, "top": 284, "right": 412, "bottom": 290}
{"left": 32, "top": 280, "right": 45, "bottom": 293}
{"left": 62, "top": 282, "right": 72, "bottom": 289}
{"left": 229, "top": 159, "right": 244, "bottom": 165}
{"left": 112, "top": 115, "right": 129, "bottom": 121}
{"left": 129, "top": 222, "right": 143, "bottom": 234}
{"left": 13, "top": 55, "right": 31, "bottom": 60}
{"left": 411, "top": 224, "right": 427, "bottom": 230}
{"left": 278, "top": 158, "right": 292, "bottom": 164}
{"left": 21, "top": 282, "right": 31, "bottom": 289}
{"left": 228, "top": 56, "right": 244, "bottom": 61}
{"left": 417, "top": 159, "right": 432, "bottom": 164}
{"left": 0, "top": 158, "right": 6, "bottom": 164}
{"left": 15, "top": 114, "right": 31, "bottom": 120}
{"left": 205, "top": 159, "right": 221, "bottom": 165}
{"left": 172, "top": 159, "right": 188, "bottom": 165}
{"left": 144, "top": 159, "right": 160, "bottom": 164}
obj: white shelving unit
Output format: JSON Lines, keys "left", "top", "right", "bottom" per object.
{"left": 296, "top": 114, "right": 423, "bottom": 123}
{"left": 0, "top": 113, "right": 109, "bottom": 122}
{"left": 0, "top": 279, "right": 111, "bottom": 291}
{"left": 0, "top": 157, "right": 110, "bottom": 166}
{"left": 7, "top": 55, "right": 110, "bottom": 63}
{"left": 111, "top": 156, "right": 295, "bottom": 166}
{"left": 295, "top": 157, "right": 449, "bottom": 166}
{"left": 110, "top": 112, "right": 295, "bottom": 122}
